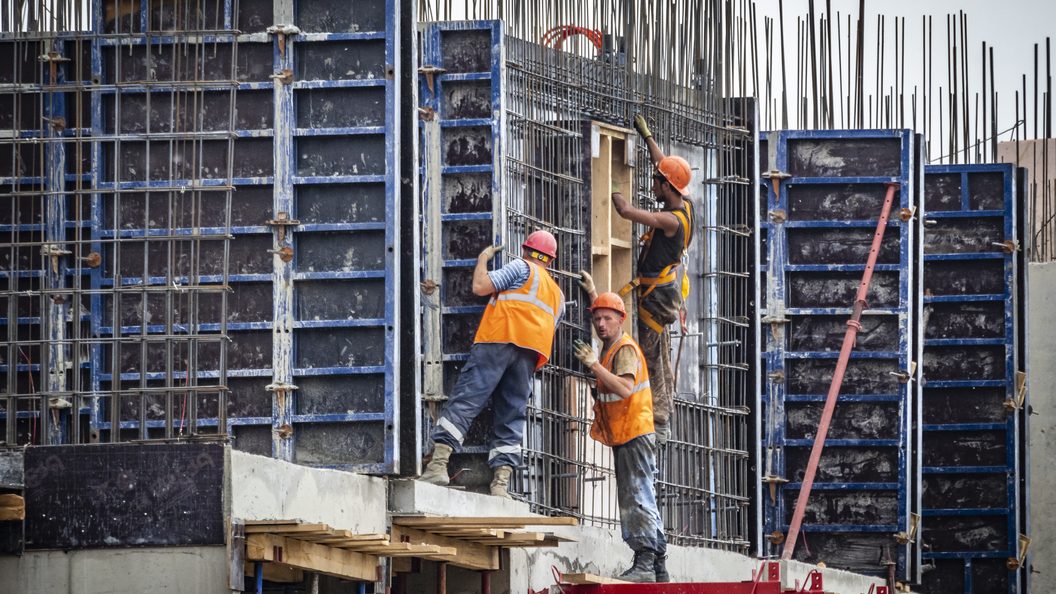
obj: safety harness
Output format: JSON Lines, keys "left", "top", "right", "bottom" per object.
{"left": 618, "top": 200, "right": 693, "bottom": 333}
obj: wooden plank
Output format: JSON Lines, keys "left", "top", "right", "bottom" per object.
{"left": 246, "top": 523, "right": 333, "bottom": 536}
{"left": 243, "top": 561, "right": 303, "bottom": 583}
{"left": 562, "top": 573, "right": 629, "bottom": 585}
{"left": 352, "top": 542, "right": 413, "bottom": 555}
{"left": 246, "top": 533, "right": 378, "bottom": 582}
{"left": 318, "top": 536, "right": 389, "bottom": 547}
{"left": 391, "top": 525, "right": 499, "bottom": 571}
{"left": 244, "top": 520, "right": 301, "bottom": 526}
{"left": 392, "top": 516, "right": 577, "bottom": 529}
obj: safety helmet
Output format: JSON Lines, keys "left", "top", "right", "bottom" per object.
{"left": 590, "top": 292, "right": 627, "bottom": 318}
{"left": 522, "top": 230, "right": 558, "bottom": 262}
{"left": 655, "top": 155, "right": 692, "bottom": 196}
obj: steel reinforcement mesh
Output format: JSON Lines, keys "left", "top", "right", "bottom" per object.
{"left": 1, "top": 1, "right": 236, "bottom": 446}
{"left": 506, "top": 36, "right": 755, "bottom": 552}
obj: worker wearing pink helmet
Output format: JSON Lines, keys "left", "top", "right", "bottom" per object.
{"left": 420, "top": 230, "right": 565, "bottom": 499}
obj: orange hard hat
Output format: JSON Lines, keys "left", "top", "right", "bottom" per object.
{"left": 590, "top": 292, "right": 627, "bottom": 318}
{"left": 655, "top": 155, "right": 692, "bottom": 196}
{"left": 523, "top": 230, "right": 558, "bottom": 261}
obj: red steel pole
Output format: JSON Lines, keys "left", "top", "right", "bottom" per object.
{"left": 781, "top": 182, "right": 900, "bottom": 560}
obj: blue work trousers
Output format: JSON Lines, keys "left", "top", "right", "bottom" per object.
{"left": 432, "top": 342, "right": 536, "bottom": 468}
{"left": 614, "top": 432, "right": 667, "bottom": 554}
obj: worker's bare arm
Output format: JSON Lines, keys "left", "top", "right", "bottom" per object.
{"left": 472, "top": 247, "right": 500, "bottom": 295}
{"left": 611, "top": 193, "right": 680, "bottom": 236}
{"left": 590, "top": 365, "right": 635, "bottom": 399}
{"left": 644, "top": 135, "right": 665, "bottom": 167}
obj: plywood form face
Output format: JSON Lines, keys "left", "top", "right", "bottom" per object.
{"left": 588, "top": 123, "right": 635, "bottom": 333}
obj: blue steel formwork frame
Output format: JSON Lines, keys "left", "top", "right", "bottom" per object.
{"left": 919, "top": 163, "right": 1023, "bottom": 594}
{"left": 418, "top": 20, "right": 504, "bottom": 457}
{"left": 759, "top": 129, "right": 915, "bottom": 580}
{"left": 2, "top": 0, "right": 404, "bottom": 474}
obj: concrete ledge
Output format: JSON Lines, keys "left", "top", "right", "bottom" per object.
{"left": 227, "top": 450, "right": 387, "bottom": 534}
{"left": 389, "top": 479, "right": 532, "bottom": 517}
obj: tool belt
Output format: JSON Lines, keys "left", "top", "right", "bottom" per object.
{"left": 618, "top": 205, "right": 692, "bottom": 334}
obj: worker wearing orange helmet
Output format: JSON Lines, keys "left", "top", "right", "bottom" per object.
{"left": 573, "top": 293, "right": 668, "bottom": 583}
{"left": 420, "top": 230, "right": 565, "bottom": 499}
{"left": 580, "top": 114, "right": 694, "bottom": 449}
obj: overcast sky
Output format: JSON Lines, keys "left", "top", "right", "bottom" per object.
{"left": 752, "top": 0, "right": 1056, "bottom": 156}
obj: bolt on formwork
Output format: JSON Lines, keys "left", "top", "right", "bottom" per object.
{"left": 0, "top": 0, "right": 236, "bottom": 445}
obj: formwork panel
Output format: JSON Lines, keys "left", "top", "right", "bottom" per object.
{"left": 0, "top": 0, "right": 403, "bottom": 475}
{"left": 919, "top": 163, "right": 1022, "bottom": 594}
{"left": 759, "top": 130, "right": 915, "bottom": 579}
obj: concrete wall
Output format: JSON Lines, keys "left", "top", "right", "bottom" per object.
{"left": 0, "top": 546, "right": 233, "bottom": 594}
{"left": 1028, "top": 261, "right": 1056, "bottom": 590}
{"left": 227, "top": 450, "right": 388, "bottom": 533}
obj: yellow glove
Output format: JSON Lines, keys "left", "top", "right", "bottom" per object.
{"left": 479, "top": 245, "right": 503, "bottom": 260}
{"left": 611, "top": 179, "right": 621, "bottom": 195}
{"left": 578, "top": 270, "right": 595, "bottom": 294}
{"left": 634, "top": 114, "right": 652, "bottom": 139}
{"left": 573, "top": 340, "right": 598, "bottom": 368}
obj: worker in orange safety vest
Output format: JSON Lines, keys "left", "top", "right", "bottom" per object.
{"left": 573, "top": 292, "right": 668, "bottom": 583}
{"left": 583, "top": 113, "right": 694, "bottom": 450}
{"left": 419, "top": 230, "right": 565, "bottom": 499}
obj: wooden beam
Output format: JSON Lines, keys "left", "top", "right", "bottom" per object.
{"left": 244, "top": 561, "right": 304, "bottom": 583}
{"left": 246, "top": 533, "right": 378, "bottom": 582}
{"left": 562, "top": 573, "right": 629, "bottom": 585}
{"left": 244, "top": 519, "right": 300, "bottom": 526}
{"left": 392, "top": 516, "right": 577, "bottom": 529}
{"left": 246, "top": 523, "right": 334, "bottom": 537}
{"left": 392, "top": 525, "right": 500, "bottom": 571}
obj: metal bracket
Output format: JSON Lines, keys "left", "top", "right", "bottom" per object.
{"left": 420, "top": 279, "right": 439, "bottom": 295}
{"left": 268, "top": 246, "right": 294, "bottom": 261}
{"left": 418, "top": 65, "right": 448, "bottom": 96}
{"left": 762, "top": 311, "right": 790, "bottom": 343}
{"left": 1016, "top": 371, "right": 1028, "bottom": 408}
{"left": 266, "top": 25, "right": 301, "bottom": 59}
{"left": 766, "top": 369, "right": 785, "bottom": 384}
{"left": 266, "top": 382, "right": 299, "bottom": 418}
{"left": 761, "top": 474, "right": 788, "bottom": 505}
{"left": 994, "top": 240, "right": 1019, "bottom": 254}
{"left": 762, "top": 170, "right": 792, "bottom": 203}
{"left": 768, "top": 209, "right": 787, "bottom": 224}
{"left": 270, "top": 69, "right": 294, "bottom": 85}
{"left": 41, "top": 243, "right": 72, "bottom": 272}
{"left": 899, "top": 206, "right": 916, "bottom": 222}
{"left": 418, "top": 106, "right": 436, "bottom": 121}
{"left": 265, "top": 211, "right": 300, "bottom": 243}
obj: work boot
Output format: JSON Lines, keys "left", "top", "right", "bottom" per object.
{"left": 419, "top": 443, "right": 453, "bottom": 485}
{"left": 490, "top": 465, "right": 513, "bottom": 499}
{"left": 617, "top": 550, "right": 657, "bottom": 583}
{"left": 653, "top": 553, "right": 669, "bottom": 583}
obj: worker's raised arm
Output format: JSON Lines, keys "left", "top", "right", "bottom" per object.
{"left": 611, "top": 180, "right": 680, "bottom": 236}
{"left": 472, "top": 245, "right": 502, "bottom": 295}
{"left": 634, "top": 114, "right": 665, "bottom": 167}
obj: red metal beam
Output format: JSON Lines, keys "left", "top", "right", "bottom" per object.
{"left": 780, "top": 182, "right": 901, "bottom": 561}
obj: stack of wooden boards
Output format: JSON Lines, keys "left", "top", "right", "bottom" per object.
{"left": 240, "top": 514, "right": 578, "bottom": 583}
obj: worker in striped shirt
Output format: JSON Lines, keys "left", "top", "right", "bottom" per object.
{"left": 419, "top": 231, "right": 565, "bottom": 499}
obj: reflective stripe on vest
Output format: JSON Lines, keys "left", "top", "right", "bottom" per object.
{"left": 590, "top": 333, "right": 654, "bottom": 447}
{"left": 474, "top": 261, "right": 563, "bottom": 370}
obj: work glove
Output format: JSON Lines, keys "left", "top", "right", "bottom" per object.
{"left": 654, "top": 419, "right": 670, "bottom": 447}
{"left": 634, "top": 114, "right": 652, "bottom": 139}
{"left": 479, "top": 244, "right": 503, "bottom": 260}
{"left": 611, "top": 179, "right": 622, "bottom": 195}
{"left": 573, "top": 339, "right": 598, "bottom": 368}
{"left": 578, "top": 270, "right": 595, "bottom": 294}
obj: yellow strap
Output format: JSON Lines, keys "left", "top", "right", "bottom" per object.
{"left": 638, "top": 305, "right": 665, "bottom": 334}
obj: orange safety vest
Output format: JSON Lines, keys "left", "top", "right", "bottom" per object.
{"left": 590, "top": 332, "right": 654, "bottom": 447}
{"left": 474, "top": 261, "right": 563, "bottom": 370}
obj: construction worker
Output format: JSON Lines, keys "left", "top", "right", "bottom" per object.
{"left": 595, "top": 113, "right": 695, "bottom": 448}
{"left": 573, "top": 292, "right": 668, "bottom": 583}
{"left": 419, "top": 230, "right": 565, "bottom": 499}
